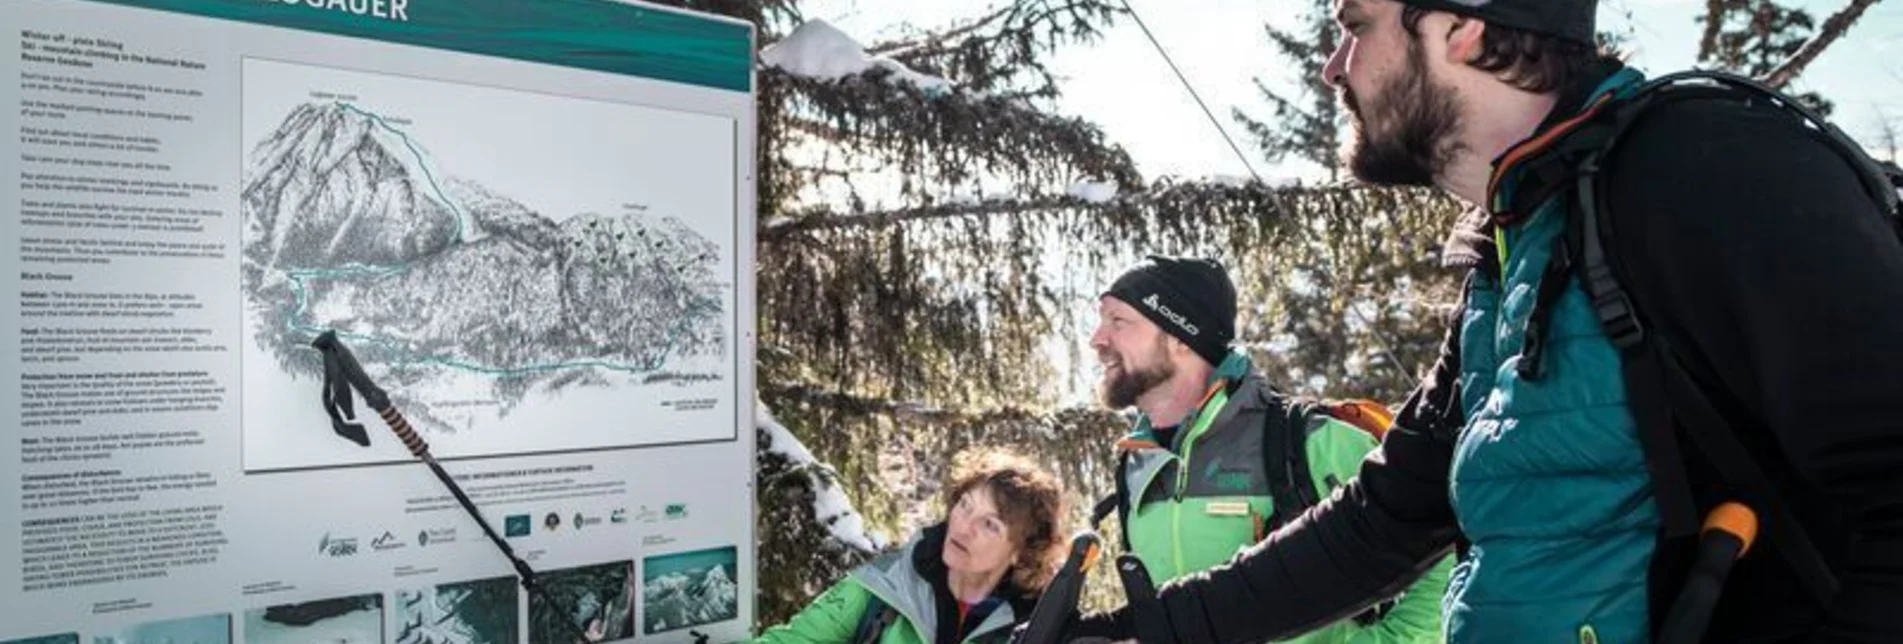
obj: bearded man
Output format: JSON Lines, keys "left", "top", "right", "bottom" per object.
{"left": 1084, "top": 255, "right": 1450, "bottom": 644}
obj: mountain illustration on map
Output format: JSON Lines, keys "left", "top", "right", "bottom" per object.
{"left": 643, "top": 562, "right": 738, "bottom": 633}
{"left": 240, "top": 101, "right": 727, "bottom": 435}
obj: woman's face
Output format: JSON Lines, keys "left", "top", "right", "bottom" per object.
{"left": 942, "top": 485, "right": 1019, "bottom": 577}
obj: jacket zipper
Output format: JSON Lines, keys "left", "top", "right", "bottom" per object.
{"left": 1171, "top": 388, "right": 1225, "bottom": 576}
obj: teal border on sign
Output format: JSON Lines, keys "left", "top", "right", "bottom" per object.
{"left": 74, "top": 0, "right": 753, "bottom": 91}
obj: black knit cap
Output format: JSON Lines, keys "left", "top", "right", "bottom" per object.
{"left": 1400, "top": 0, "right": 1597, "bottom": 46}
{"left": 1102, "top": 255, "right": 1237, "bottom": 367}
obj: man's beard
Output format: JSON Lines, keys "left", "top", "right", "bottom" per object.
{"left": 1099, "top": 356, "right": 1175, "bottom": 409}
{"left": 1339, "top": 40, "right": 1464, "bottom": 187}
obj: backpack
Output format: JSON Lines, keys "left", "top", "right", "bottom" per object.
{"left": 1263, "top": 398, "right": 1393, "bottom": 531}
{"left": 850, "top": 595, "right": 900, "bottom": 644}
{"left": 1090, "top": 390, "right": 1399, "bottom": 626}
{"left": 1506, "top": 70, "right": 1903, "bottom": 613}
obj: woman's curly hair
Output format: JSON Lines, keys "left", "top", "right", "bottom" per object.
{"left": 943, "top": 446, "right": 1068, "bottom": 592}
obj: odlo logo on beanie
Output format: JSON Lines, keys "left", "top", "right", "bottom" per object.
{"left": 1142, "top": 293, "right": 1199, "bottom": 336}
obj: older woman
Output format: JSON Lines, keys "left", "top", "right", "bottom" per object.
{"left": 754, "top": 447, "right": 1067, "bottom": 644}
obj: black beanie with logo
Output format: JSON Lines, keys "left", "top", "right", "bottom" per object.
{"left": 1103, "top": 255, "right": 1237, "bottom": 367}
{"left": 1401, "top": 0, "right": 1597, "bottom": 46}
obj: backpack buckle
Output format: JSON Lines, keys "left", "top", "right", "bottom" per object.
{"left": 1582, "top": 262, "right": 1645, "bottom": 349}
{"left": 1592, "top": 289, "right": 1644, "bottom": 349}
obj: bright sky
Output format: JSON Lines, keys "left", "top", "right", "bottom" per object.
{"left": 807, "top": 0, "right": 1903, "bottom": 183}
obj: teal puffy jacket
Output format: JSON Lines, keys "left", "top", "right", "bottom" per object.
{"left": 1442, "top": 66, "right": 1661, "bottom": 644}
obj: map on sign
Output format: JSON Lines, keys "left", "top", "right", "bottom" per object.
{"left": 238, "top": 58, "right": 738, "bottom": 471}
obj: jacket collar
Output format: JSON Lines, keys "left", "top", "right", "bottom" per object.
{"left": 1444, "top": 61, "right": 1645, "bottom": 270}
{"left": 851, "top": 523, "right": 1033, "bottom": 642}
{"left": 1486, "top": 61, "right": 1646, "bottom": 226}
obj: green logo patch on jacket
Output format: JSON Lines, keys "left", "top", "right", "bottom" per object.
{"left": 1203, "top": 459, "right": 1253, "bottom": 493}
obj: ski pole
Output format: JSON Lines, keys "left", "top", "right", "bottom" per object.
{"left": 311, "top": 331, "right": 597, "bottom": 644}
{"left": 1011, "top": 530, "right": 1103, "bottom": 644}
{"left": 1658, "top": 501, "right": 1759, "bottom": 644}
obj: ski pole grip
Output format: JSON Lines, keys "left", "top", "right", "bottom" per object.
{"left": 1703, "top": 501, "right": 1758, "bottom": 557}
{"left": 311, "top": 331, "right": 390, "bottom": 410}
{"left": 1007, "top": 530, "right": 1103, "bottom": 644}
{"left": 1070, "top": 531, "right": 1103, "bottom": 571}
{"left": 1658, "top": 502, "right": 1759, "bottom": 644}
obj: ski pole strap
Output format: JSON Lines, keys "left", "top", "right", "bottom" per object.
{"left": 311, "top": 330, "right": 390, "bottom": 409}
{"left": 1089, "top": 494, "right": 1118, "bottom": 532}
{"left": 319, "top": 342, "right": 370, "bottom": 447}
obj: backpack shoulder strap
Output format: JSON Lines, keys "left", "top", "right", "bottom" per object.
{"left": 1558, "top": 70, "right": 1847, "bottom": 605}
{"left": 1262, "top": 396, "right": 1395, "bottom": 524}
{"left": 851, "top": 594, "right": 899, "bottom": 644}
{"left": 1094, "top": 450, "right": 1134, "bottom": 550}
{"left": 1882, "top": 158, "right": 1903, "bottom": 239}
{"left": 1261, "top": 394, "right": 1320, "bottom": 532}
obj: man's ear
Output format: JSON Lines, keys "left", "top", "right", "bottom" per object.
{"left": 1445, "top": 16, "right": 1487, "bottom": 64}
{"left": 1163, "top": 335, "right": 1199, "bottom": 363}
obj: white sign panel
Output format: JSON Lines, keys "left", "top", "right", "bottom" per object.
{"left": 0, "top": 1, "right": 757, "bottom": 642}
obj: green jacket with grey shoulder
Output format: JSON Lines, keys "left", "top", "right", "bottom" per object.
{"left": 752, "top": 524, "right": 1034, "bottom": 644}
{"left": 1113, "top": 351, "right": 1453, "bottom": 644}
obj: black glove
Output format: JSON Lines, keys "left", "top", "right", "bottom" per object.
{"left": 1068, "top": 609, "right": 1133, "bottom": 640}
{"left": 1114, "top": 554, "right": 1179, "bottom": 644}
{"left": 1008, "top": 610, "right": 1078, "bottom": 644}
{"left": 1010, "top": 618, "right": 1121, "bottom": 644}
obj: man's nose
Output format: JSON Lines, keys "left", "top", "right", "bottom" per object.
{"left": 1322, "top": 44, "right": 1348, "bottom": 88}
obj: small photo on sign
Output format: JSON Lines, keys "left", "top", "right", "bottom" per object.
{"left": 244, "top": 593, "right": 383, "bottom": 644}
{"left": 93, "top": 614, "right": 230, "bottom": 644}
{"left": 396, "top": 576, "right": 518, "bottom": 644}
{"left": 643, "top": 545, "right": 739, "bottom": 634}
{"left": 529, "top": 561, "right": 635, "bottom": 644}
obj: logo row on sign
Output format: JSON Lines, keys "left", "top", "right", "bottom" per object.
{"left": 318, "top": 504, "right": 689, "bottom": 556}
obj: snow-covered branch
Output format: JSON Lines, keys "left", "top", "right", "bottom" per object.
{"left": 759, "top": 177, "right": 1371, "bottom": 240}
{"left": 765, "top": 65, "right": 1140, "bottom": 191}
{"left": 760, "top": 383, "right": 1124, "bottom": 430}
{"left": 763, "top": 194, "right": 1089, "bottom": 237}
{"left": 756, "top": 401, "right": 885, "bottom": 554}
{"left": 865, "top": 4, "right": 1016, "bottom": 57}
{"left": 872, "top": 0, "right": 1123, "bottom": 96}
{"left": 763, "top": 20, "right": 953, "bottom": 93}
